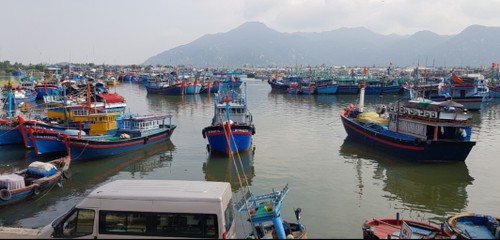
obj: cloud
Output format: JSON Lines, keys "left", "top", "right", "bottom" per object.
{"left": 1, "top": 0, "right": 500, "bottom": 65}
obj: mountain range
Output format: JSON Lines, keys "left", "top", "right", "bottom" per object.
{"left": 143, "top": 21, "right": 500, "bottom": 68}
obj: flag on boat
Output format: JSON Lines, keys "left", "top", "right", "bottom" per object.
{"left": 453, "top": 73, "right": 464, "bottom": 84}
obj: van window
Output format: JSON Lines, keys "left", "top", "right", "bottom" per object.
{"left": 57, "top": 208, "right": 95, "bottom": 238}
{"left": 224, "top": 200, "right": 234, "bottom": 233}
{"left": 99, "top": 211, "right": 218, "bottom": 238}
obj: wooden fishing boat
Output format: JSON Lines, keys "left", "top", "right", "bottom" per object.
{"left": 0, "top": 155, "right": 71, "bottom": 207}
{"left": 34, "top": 114, "right": 176, "bottom": 161}
{"left": 340, "top": 68, "right": 476, "bottom": 162}
{"left": 202, "top": 84, "right": 255, "bottom": 155}
{"left": 444, "top": 213, "right": 500, "bottom": 239}
{"left": 362, "top": 215, "right": 451, "bottom": 239}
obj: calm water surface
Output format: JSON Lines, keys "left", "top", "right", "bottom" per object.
{"left": 1, "top": 78, "right": 500, "bottom": 238}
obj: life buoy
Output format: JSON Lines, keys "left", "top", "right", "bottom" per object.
{"left": 32, "top": 184, "right": 41, "bottom": 196}
{"left": 0, "top": 189, "right": 11, "bottom": 201}
{"left": 62, "top": 170, "right": 71, "bottom": 179}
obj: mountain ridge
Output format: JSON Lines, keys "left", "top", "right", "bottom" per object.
{"left": 143, "top": 22, "right": 500, "bottom": 67}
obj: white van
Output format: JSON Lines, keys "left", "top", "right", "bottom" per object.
{"left": 37, "top": 180, "right": 236, "bottom": 239}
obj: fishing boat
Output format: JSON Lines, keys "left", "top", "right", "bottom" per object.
{"left": 362, "top": 213, "right": 451, "bottom": 239}
{"left": 0, "top": 90, "right": 25, "bottom": 146}
{"left": 0, "top": 154, "right": 71, "bottom": 207}
{"left": 340, "top": 68, "right": 476, "bottom": 162}
{"left": 23, "top": 111, "right": 121, "bottom": 154}
{"left": 336, "top": 76, "right": 360, "bottom": 94}
{"left": 433, "top": 73, "right": 488, "bottom": 110}
{"left": 184, "top": 79, "right": 202, "bottom": 94}
{"left": 202, "top": 84, "right": 255, "bottom": 155}
{"left": 143, "top": 77, "right": 184, "bottom": 95}
{"left": 444, "top": 213, "right": 500, "bottom": 239}
{"left": 36, "top": 114, "right": 176, "bottom": 161}
{"left": 236, "top": 184, "right": 308, "bottom": 239}
{"left": 315, "top": 79, "right": 338, "bottom": 94}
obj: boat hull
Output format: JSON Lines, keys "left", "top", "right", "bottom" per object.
{"left": 144, "top": 84, "right": 183, "bottom": 95}
{"left": 444, "top": 213, "right": 500, "bottom": 239}
{"left": 68, "top": 126, "right": 176, "bottom": 161}
{"left": 340, "top": 115, "right": 476, "bottom": 162}
{"left": 0, "top": 125, "right": 23, "bottom": 145}
{"left": 362, "top": 218, "right": 451, "bottom": 239}
{"left": 203, "top": 125, "right": 254, "bottom": 155}
{"left": 0, "top": 155, "right": 70, "bottom": 207}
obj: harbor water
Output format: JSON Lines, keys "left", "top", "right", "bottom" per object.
{"left": 1, "top": 78, "right": 500, "bottom": 238}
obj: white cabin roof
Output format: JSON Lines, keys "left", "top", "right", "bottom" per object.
{"left": 86, "top": 180, "right": 230, "bottom": 202}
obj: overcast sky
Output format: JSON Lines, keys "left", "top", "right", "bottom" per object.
{"left": 1, "top": 0, "right": 499, "bottom": 65}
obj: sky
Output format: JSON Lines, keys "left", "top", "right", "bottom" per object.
{"left": 1, "top": 0, "right": 500, "bottom": 66}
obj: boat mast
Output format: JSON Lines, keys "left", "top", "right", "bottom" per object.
{"left": 359, "top": 67, "right": 367, "bottom": 112}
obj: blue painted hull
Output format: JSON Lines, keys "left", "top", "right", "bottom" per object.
{"left": 337, "top": 86, "right": 359, "bottom": 94}
{"left": 316, "top": 86, "right": 338, "bottom": 94}
{"left": 68, "top": 126, "right": 176, "bottom": 161}
{"left": 185, "top": 84, "right": 201, "bottom": 94}
{"left": 382, "top": 85, "right": 402, "bottom": 94}
{"left": 145, "top": 84, "right": 183, "bottom": 95}
{"left": 0, "top": 126, "right": 23, "bottom": 145}
{"left": 0, "top": 155, "right": 70, "bottom": 207}
{"left": 203, "top": 125, "right": 254, "bottom": 155}
{"left": 35, "top": 87, "right": 60, "bottom": 99}
{"left": 340, "top": 114, "right": 475, "bottom": 162}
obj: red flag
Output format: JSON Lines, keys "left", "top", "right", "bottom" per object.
{"left": 363, "top": 67, "right": 367, "bottom": 74}
{"left": 453, "top": 73, "right": 464, "bottom": 84}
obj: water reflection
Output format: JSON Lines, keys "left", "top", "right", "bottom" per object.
{"left": 202, "top": 150, "right": 255, "bottom": 192}
{"left": 0, "top": 140, "right": 176, "bottom": 226}
{"left": 339, "top": 137, "right": 473, "bottom": 221}
{"left": 0, "top": 145, "right": 67, "bottom": 173}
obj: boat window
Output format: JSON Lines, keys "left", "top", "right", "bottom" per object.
{"left": 57, "top": 208, "right": 95, "bottom": 238}
{"left": 98, "top": 210, "right": 218, "bottom": 238}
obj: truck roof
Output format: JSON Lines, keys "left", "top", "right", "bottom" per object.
{"left": 87, "top": 180, "right": 231, "bottom": 202}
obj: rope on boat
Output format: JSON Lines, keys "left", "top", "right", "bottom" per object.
{"left": 220, "top": 108, "right": 257, "bottom": 237}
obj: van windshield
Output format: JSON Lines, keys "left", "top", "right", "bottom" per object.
{"left": 99, "top": 210, "right": 219, "bottom": 238}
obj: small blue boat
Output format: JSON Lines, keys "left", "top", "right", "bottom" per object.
{"left": 445, "top": 213, "right": 500, "bottom": 239}
{"left": 236, "top": 184, "right": 307, "bottom": 239}
{"left": 202, "top": 84, "right": 255, "bottom": 155}
{"left": 0, "top": 155, "right": 71, "bottom": 207}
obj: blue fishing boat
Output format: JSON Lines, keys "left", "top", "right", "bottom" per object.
{"left": 202, "top": 84, "right": 255, "bottom": 155}
{"left": 0, "top": 155, "right": 71, "bottom": 207}
{"left": 444, "top": 213, "right": 500, "bottom": 239}
{"left": 0, "top": 90, "right": 24, "bottom": 146}
{"left": 435, "top": 73, "right": 488, "bottom": 110}
{"left": 184, "top": 79, "right": 202, "bottom": 94}
{"left": 336, "top": 76, "right": 360, "bottom": 94}
{"left": 32, "top": 114, "right": 176, "bottom": 161}
{"left": 315, "top": 79, "right": 338, "bottom": 94}
{"left": 340, "top": 75, "right": 476, "bottom": 162}
{"left": 236, "top": 184, "right": 308, "bottom": 239}
{"left": 143, "top": 77, "right": 184, "bottom": 95}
